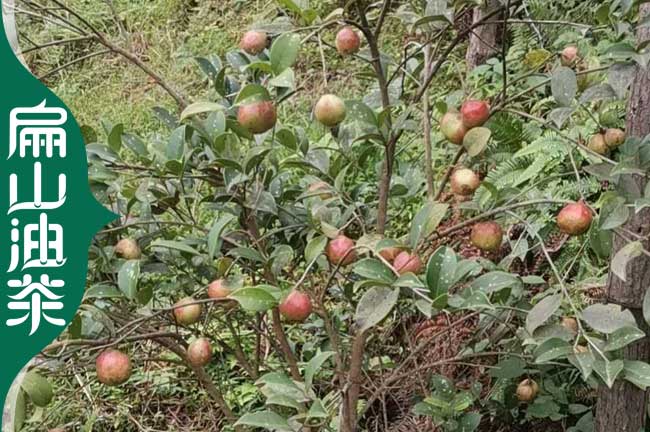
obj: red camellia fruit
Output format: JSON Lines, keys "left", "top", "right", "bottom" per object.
{"left": 604, "top": 128, "right": 625, "bottom": 149}
{"left": 187, "top": 337, "right": 212, "bottom": 367}
{"left": 440, "top": 112, "right": 467, "bottom": 145}
{"left": 326, "top": 235, "right": 357, "bottom": 266}
{"left": 239, "top": 30, "right": 268, "bottom": 55}
{"left": 556, "top": 201, "right": 592, "bottom": 235}
{"left": 314, "top": 94, "right": 347, "bottom": 127}
{"left": 450, "top": 168, "right": 480, "bottom": 196}
{"left": 393, "top": 251, "right": 423, "bottom": 275}
{"left": 460, "top": 99, "right": 490, "bottom": 128}
{"left": 470, "top": 221, "right": 503, "bottom": 252}
{"left": 115, "top": 238, "right": 141, "bottom": 260}
{"left": 379, "top": 246, "right": 401, "bottom": 263}
{"left": 588, "top": 133, "right": 608, "bottom": 155}
{"left": 279, "top": 290, "right": 312, "bottom": 322}
{"left": 516, "top": 379, "right": 539, "bottom": 402}
{"left": 335, "top": 26, "right": 361, "bottom": 55}
{"left": 560, "top": 45, "right": 578, "bottom": 66}
{"left": 96, "top": 349, "right": 132, "bottom": 386}
{"left": 173, "top": 297, "right": 202, "bottom": 325}
{"left": 237, "top": 101, "right": 277, "bottom": 134}
{"left": 207, "top": 279, "right": 232, "bottom": 299}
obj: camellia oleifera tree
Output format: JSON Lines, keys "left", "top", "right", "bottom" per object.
{"left": 12, "top": 0, "right": 650, "bottom": 431}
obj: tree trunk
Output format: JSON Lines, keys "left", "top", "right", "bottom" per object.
{"left": 595, "top": 5, "right": 650, "bottom": 431}
{"left": 465, "top": 0, "right": 500, "bottom": 71}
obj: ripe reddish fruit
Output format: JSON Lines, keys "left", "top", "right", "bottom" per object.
{"left": 561, "top": 316, "right": 579, "bottom": 334}
{"left": 470, "top": 221, "right": 503, "bottom": 252}
{"left": 187, "top": 337, "right": 212, "bottom": 367}
{"left": 604, "top": 128, "right": 625, "bottom": 149}
{"left": 460, "top": 99, "right": 490, "bottom": 128}
{"left": 379, "top": 246, "right": 401, "bottom": 263}
{"left": 279, "top": 290, "right": 312, "bottom": 322}
{"left": 326, "top": 235, "right": 357, "bottom": 266}
{"left": 314, "top": 94, "right": 347, "bottom": 127}
{"left": 588, "top": 133, "right": 608, "bottom": 155}
{"left": 450, "top": 168, "right": 480, "bottom": 196}
{"left": 560, "top": 45, "right": 578, "bottom": 66}
{"left": 173, "top": 297, "right": 202, "bottom": 325}
{"left": 115, "top": 238, "right": 141, "bottom": 260}
{"left": 393, "top": 251, "right": 423, "bottom": 275}
{"left": 239, "top": 30, "right": 268, "bottom": 55}
{"left": 207, "top": 279, "right": 232, "bottom": 299}
{"left": 557, "top": 201, "right": 592, "bottom": 235}
{"left": 308, "top": 181, "right": 333, "bottom": 199}
{"left": 96, "top": 349, "right": 131, "bottom": 386}
{"left": 440, "top": 112, "right": 467, "bottom": 145}
{"left": 237, "top": 101, "right": 277, "bottom": 134}
{"left": 335, "top": 27, "right": 361, "bottom": 55}
{"left": 516, "top": 379, "right": 539, "bottom": 402}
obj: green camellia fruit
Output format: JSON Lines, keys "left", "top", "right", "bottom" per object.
{"left": 173, "top": 297, "right": 202, "bottom": 325}
{"left": 314, "top": 94, "right": 346, "bottom": 127}
{"left": 587, "top": 133, "right": 608, "bottom": 155}
{"left": 450, "top": 168, "right": 480, "bottom": 196}
{"left": 440, "top": 112, "right": 468, "bottom": 145}
{"left": 470, "top": 221, "right": 503, "bottom": 252}
{"left": 516, "top": 379, "right": 539, "bottom": 402}
{"left": 604, "top": 128, "right": 625, "bottom": 149}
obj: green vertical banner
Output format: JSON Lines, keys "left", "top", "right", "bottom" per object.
{"left": 0, "top": 12, "right": 116, "bottom": 429}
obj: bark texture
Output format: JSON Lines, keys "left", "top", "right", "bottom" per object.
{"left": 595, "top": 5, "right": 650, "bottom": 431}
{"left": 465, "top": 0, "right": 500, "bottom": 71}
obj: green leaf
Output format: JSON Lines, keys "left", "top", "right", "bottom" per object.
{"left": 208, "top": 214, "right": 236, "bottom": 259}
{"left": 228, "top": 247, "right": 265, "bottom": 263}
{"left": 462, "top": 127, "right": 491, "bottom": 157}
{"left": 548, "top": 107, "right": 574, "bottom": 128}
{"left": 582, "top": 304, "right": 636, "bottom": 334}
{"left": 269, "top": 68, "right": 295, "bottom": 88}
{"left": 121, "top": 133, "right": 148, "bottom": 156}
{"left": 235, "top": 84, "right": 271, "bottom": 104}
{"left": 305, "top": 235, "right": 327, "bottom": 264}
{"left": 229, "top": 286, "right": 278, "bottom": 312}
{"left": 117, "top": 260, "right": 140, "bottom": 299}
{"left": 270, "top": 33, "right": 301, "bottom": 74}
{"left": 84, "top": 283, "right": 122, "bottom": 299}
{"left": 611, "top": 241, "right": 643, "bottom": 282}
{"left": 471, "top": 271, "right": 520, "bottom": 294}
{"left": 305, "top": 352, "right": 335, "bottom": 388}
{"left": 409, "top": 202, "right": 449, "bottom": 249}
{"left": 180, "top": 101, "right": 225, "bottom": 121}
{"left": 526, "top": 294, "right": 562, "bottom": 335}
{"left": 534, "top": 338, "right": 572, "bottom": 363}
{"left": 307, "top": 399, "right": 329, "bottom": 419}
{"left": 353, "top": 258, "right": 395, "bottom": 283}
{"left": 107, "top": 123, "right": 123, "bottom": 152}
{"left": 150, "top": 240, "right": 200, "bottom": 255}
{"left": 551, "top": 66, "right": 578, "bottom": 106}
{"left": 579, "top": 84, "right": 617, "bottom": 104}
{"left": 599, "top": 193, "right": 629, "bottom": 230}
{"left": 593, "top": 359, "right": 624, "bottom": 388}
{"left": 568, "top": 349, "right": 595, "bottom": 380}
{"left": 355, "top": 287, "right": 400, "bottom": 332}
{"left": 166, "top": 126, "right": 186, "bottom": 160}
{"left": 21, "top": 371, "right": 53, "bottom": 407}
{"left": 234, "top": 410, "right": 291, "bottom": 431}
{"left": 426, "top": 246, "right": 457, "bottom": 298}
{"left": 605, "top": 326, "right": 645, "bottom": 351}
{"left": 489, "top": 357, "right": 526, "bottom": 379}
{"left": 644, "top": 287, "right": 650, "bottom": 327}
{"left": 13, "top": 390, "right": 25, "bottom": 432}
{"left": 459, "top": 412, "right": 481, "bottom": 432}
{"left": 623, "top": 360, "right": 650, "bottom": 390}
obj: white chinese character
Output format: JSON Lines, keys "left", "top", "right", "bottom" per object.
{"left": 9, "top": 162, "right": 66, "bottom": 214}
{"left": 8, "top": 213, "right": 66, "bottom": 272}
{"left": 9, "top": 100, "right": 67, "bottom": 158}
{"left": 6, "top": 274, "right": 65, "bottom": 335}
